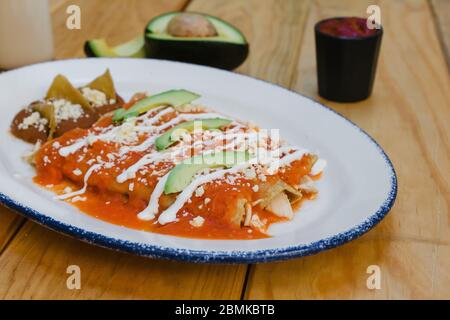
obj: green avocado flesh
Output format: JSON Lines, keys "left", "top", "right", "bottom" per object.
{"left": 112, "top": 89, "right": 200, "bottom": 122}
{"left": 84, "top": 35, "right": 146, "bottom": 58}
{"left": 146, "top": 12, "right": 247, "bottom": 44}
{"left": 164, "top": 151, "right": 251, "bottom": 194}
{"left": 155, "top": 118, "right": 232, "bottom": 151}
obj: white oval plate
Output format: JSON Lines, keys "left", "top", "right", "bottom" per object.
{"left": 0, "top": 59, "right": 396, "bottom": 263}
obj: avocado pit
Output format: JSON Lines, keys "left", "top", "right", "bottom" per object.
{"left": 167, "top": 13, "right": 218, "bottom": 38}
{"left": 145, "top": 11, "right": 249, "bottom": 70}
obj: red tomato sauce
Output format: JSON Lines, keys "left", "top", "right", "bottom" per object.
{"left": 34, "top": 112, "right": 318, "bottom": 240}
{"left": 318, "top": 17, "right": 378, "bottom": 38}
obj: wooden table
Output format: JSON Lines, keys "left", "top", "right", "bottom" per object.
{"left": 0, "top": 0, "right": 448, "bottom": 299}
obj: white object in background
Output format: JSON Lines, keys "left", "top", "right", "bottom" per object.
{"left": 0, "top": 0, "right": 54, "bottom": 69}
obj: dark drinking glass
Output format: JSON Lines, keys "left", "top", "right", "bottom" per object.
{"left": 315, "top": 17, "right": 383, "bottom": 102}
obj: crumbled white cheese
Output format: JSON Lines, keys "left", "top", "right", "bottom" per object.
{"left": 73, "top": 169, "right": 82, "bottom": 176}
{"left": 204, "top": 198, "right": 211, "bottom": 205}
{"left": 189, "top": 216, "right": 205, "bottom": 228}
{"left": 103, "top": 162, "right": 113, "bottom": 169}
{"left": 52, "top": 99, "right": 84, "bottom": 122}
{"left": 243, "top": 167, "right": 257, "bottom": 180}
{"left": 18, "top": 112, "right": 48, "bottom": 132}
{"left": 81, "top": 87, "right": 108, "bottom": 107}
{"left": 225, "top": 173, "right": 239, "bottom": 185}
{"left": 129, "top": 182, "right": 135, "bottom": 192}
{"left": 63, "top": 186, "right": 73, "bottom": 194}
{"left": 52, "top": 141, "right": 61, "bottom": 149}
{"left": 195, "top": 186, "right": 205, "bottom": 197}
{"left": 252, "top": 185, "right": 259, "bottom": 192}
{"left": 113, "top": 121, "right": 139, "bottom": 144}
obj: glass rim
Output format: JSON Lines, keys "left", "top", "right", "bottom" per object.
{"left": 315, "top": 16, "right": 383, "bottom": 41}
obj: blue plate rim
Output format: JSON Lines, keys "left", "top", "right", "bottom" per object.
{"left": 0, "top": 58, "right": 398, "bottom": 264}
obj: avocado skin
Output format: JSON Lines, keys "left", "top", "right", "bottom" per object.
{"left": 113, "top": 89, "right": 200, "bottom": 122}
{"left": 145, "top": 37, "right": 249, "bottom": 70}
{"left": 84, "top": 41, "right": 97, "bottom": 57}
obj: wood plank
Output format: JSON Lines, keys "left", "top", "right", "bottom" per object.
{"left": 0, "top": 222, "right": 246, "bottom": 299}
{"left": 50, "top": 0, "right": 189, "bottom": 59}
{"left": 0, "top": 206, "right": 24, "bottom": 253}
{"left": 247, "top": 0, "right": 450, "bottom": 299}
{"left": 49, "top": 0, "right": 68, "bottom": 12}
{"left": 246, "top": 239, "right": 450, "bottom": 299}
{"left": 0, "top": 0, "right": 311, "bottom": 299}
{"left": 188, "top": 0, "right": 311, "bottom": 87}
{"left": 430, "top": 0, "right": 450, "bottom": 68}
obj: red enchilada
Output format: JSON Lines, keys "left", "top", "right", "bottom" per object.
{"left": 18, "top": 80, "right": 326, "bottom": 240}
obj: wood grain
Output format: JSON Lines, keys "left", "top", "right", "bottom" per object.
{"left": 50, "top": 0, "right": 189, "bottom": 59}
{"left": 246, "top": 0, "right": 450, "bottom": 299}
{"left": 0, "top": 206, "right": 24, "bottom": 253}
{"left": 430, "top": 0, "right": 450, "bottom": 68}
{"left": 0, "top": 222, "right": 245, "bottom": 299}
{"left": 188, "top": 0, "right": 311, "bottom": 87}
{"left": 0, "top": 0, "right": 312, "bottom": 299}
{"left": 246, "top": 239, "right": 449, "bottom": 299}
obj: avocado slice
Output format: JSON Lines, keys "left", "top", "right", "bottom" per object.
{"left": 155, "top": 118, "right": 232, "bottom": 151}
{"left": 84, "top": 35, "right": 146, "bottom": 58}
{"left": 164, "top": 151, "right": 251, "bottom": 194}
{"left": 112, "top": 89, "right": 200, "bottom": 122}
{"left": 145, "top": 12, "right": 249, "bottom": 70}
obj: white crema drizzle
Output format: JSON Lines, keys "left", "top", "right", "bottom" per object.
{"left": 52, "top": 103, "right": 326, "bottom": 226}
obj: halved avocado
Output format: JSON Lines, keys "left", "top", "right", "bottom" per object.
{"left": 112, "top": 89, "right": 200, "bottom": 122}
{"left": 164, "top": 151, "right": 251, "bottom": 194}
{"left": 145, "top": 12, "right": 249, "bottom": 70}
{"left": 84, "top": 35, "right": 146, "bottom": 58}
{"left": 155, "top": 118, "right": 232, "bottom": 151}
